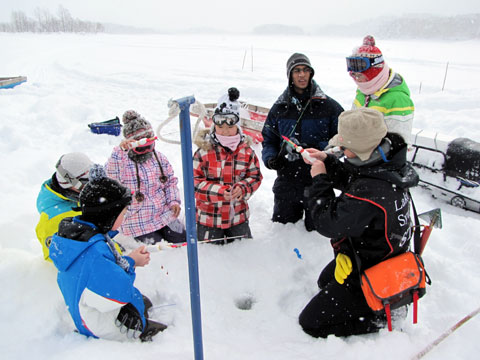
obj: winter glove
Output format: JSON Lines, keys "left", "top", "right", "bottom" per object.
{"left": 285, "top": 137, "right": 309, "bottom": 162}
{"left": 116, "top": 303, "right": 143, "bottom": 339}
{"left": 285, "top": 144, "right": 301, "bottom": 162}
{"left": 334, "top": 253, "right": 352, "bottom": 285}
{"left": 267, "top": 157, "right": 285, "bottom": 170}
{"left": 266, "top": 143, "right": 288, "bottom": 170}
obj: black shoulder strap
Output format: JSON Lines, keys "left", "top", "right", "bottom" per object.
{"left": 348, "top": 237, "right": 363, "bottom": 277}
{"left": 409, "top": 191, "right": 422, "bottom": 255}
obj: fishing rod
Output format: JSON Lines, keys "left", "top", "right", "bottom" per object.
{"left": 264, "top": 123, "right": 343, "bottom": 161}
{"left": 147, "top": 234, "right": 248, "bottom": 251}
{"left": 411, "top": 306, "right": 480, "bottom": 359}
{"left": 263, "top": 124, "right": 310, "bottom": 161}
{"left": 281, "top": 135, "right": 317, "bottom": 163}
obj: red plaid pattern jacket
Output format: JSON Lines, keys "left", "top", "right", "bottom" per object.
{"left": 193, "top": 129, "right": 262, "bottom": 229}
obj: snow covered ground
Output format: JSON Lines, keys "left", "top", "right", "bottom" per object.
{"left": 1, "top": 33, "right": 480, "bottom": 360}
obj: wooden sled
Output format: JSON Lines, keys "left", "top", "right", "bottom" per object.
{"left": 190, "top": 102, "right": 269, "bottom": 143}
{"left": 0, "top": 76, "right": 27, "bottom": 89}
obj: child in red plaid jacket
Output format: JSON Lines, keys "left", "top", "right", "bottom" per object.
{"left": 193, "top": 89, "right": 262, "bottom": 244}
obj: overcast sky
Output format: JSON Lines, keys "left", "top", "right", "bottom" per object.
{"left": 2, "top": 0, "right": 480, "bottom": 31}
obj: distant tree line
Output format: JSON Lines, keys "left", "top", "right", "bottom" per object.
{"left": 314, "top": 14, "right": 480, "bottom": 40}
{"left": 253, "top": 24, "right": 304, "bottom": 36}
{"left": 0, "top": 6, "right": 104, "bottom": 33}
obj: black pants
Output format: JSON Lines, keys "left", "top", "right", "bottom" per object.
{"left": 135, "top": 225, "right": 186, "bottom": 244}
{"left": 299, "top": 259, "right": 385, "bottom": 338}
{"left": 196, "top": 222, "right": 252, "bottom": 245}
{"left": 272, "top": 178, "right": 314, "bottom": 231}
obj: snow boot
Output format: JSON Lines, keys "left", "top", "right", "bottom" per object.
{"left": 143, "top": 295, "right": 153, "bottom": 318}
{"left": 139, "top": 319, "right": 168, "bottom": 342}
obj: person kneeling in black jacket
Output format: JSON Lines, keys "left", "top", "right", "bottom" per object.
{"left": 298, "top": 107, "right": 418, "bottom": 338}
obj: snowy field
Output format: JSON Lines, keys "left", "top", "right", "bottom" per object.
{"left": 1, "top": 33, "right": 480, "bottom": 360}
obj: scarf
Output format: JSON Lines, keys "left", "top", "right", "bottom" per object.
{"left": 215, "top": 133, "right": 241, "bottom": 151}
{"left": 356, "top": 64, "right": 390, "bottom": 96}
{"left": 105, "top": 233, "right": 130, "bottom": 272}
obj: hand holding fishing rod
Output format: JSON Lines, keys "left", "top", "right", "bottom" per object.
{"left": 280, "top": 135, "right": 330, "bottom": 177}
{"left": 281, "top": 135, "right": 326, "bottom": 164}
{"left": 120, "top": 136, "right": 158, "bottom": 151}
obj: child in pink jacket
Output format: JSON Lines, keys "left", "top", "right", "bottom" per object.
{"left": 105, "top": 110, "right": 185, "bottom": 244}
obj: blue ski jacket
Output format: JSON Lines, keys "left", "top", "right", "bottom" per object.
{"left": 50, "top": 217, "right": 146, "bottom": 339}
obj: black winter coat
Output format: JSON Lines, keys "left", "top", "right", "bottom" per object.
{"left": 306, "top": 134, "right": 419, "bottom": 270}
{"left": 261, "top": 81, "right": 344, "bottom": 184}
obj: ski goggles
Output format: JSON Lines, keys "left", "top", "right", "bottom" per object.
{"left": 212, "top": 113, "right": 239, "bottom": 126}
{"left": 56, "top": 164, "right": 90, "bottom": 190}
{"left": 346, "top": 55, "right": 384, "bottom": 73}
{"left": 131, "top": 137, "right": 156, "bottom": 154}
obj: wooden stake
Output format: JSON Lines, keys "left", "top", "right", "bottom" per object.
{"left": 251, "top": 45, "right": 253, "bottom": 72}
{"left": 442, "top": 62, "right": 449, "bottom": 91}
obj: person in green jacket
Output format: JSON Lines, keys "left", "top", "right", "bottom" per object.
{"left": 346, "top": 35, "right": 414, "bottom": 144}
{"left": 36, "top": 152, "right": 93, "bottom": 261}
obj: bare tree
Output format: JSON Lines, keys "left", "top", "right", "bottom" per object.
{"left": 1, "top": 7, "right": 105, "bottom": 34}
{"left": 57, "top": 5, "right": 74, "bottom": 32}
{"left": 11, "top": 11, "right": 28, "bottom": 32}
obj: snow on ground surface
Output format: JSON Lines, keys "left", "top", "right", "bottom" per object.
{"left": 1, "top": 33, "right": 480, "bottom": 360}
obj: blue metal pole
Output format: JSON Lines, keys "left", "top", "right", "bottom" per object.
{"left": 175, "top": 95, "right": 204, "bottom": 360}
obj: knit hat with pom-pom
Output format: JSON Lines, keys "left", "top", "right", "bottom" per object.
{"left": 122, "top": 110, "right": 155, "bottom": 140}
{"left": 349, "top": 35, "right": 385, "bottom": 81}
{"left": 79, "top": 164, "right": 132, "bottom": 233}
{"left": 214, "top": 87, "right": 241, "bottom": 118}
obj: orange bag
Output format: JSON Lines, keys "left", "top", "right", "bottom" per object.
{"left": 361, "top": 251, "right": 428, "bottom": 331}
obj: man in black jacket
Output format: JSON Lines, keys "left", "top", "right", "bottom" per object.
{"left": 298, "top": 108, "right": 419, "bottom": 338}
{"left": 261, "top": 53, "right": 343, "bottom": 231}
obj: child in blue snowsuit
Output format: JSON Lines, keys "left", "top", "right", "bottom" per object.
{"left": 50, "top": 165, "right": 167, "bottom": 341}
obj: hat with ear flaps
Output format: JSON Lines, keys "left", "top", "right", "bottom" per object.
{"left": 78, "top": 164, "right": 132, "bottom": 233}
{"left": 330, "top": 108, "right": 387, "bottom": 161}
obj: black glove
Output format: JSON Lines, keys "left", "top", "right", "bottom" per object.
{"left": 116, "top": 303, "right": 143, "bottom": 339}
{"left": 267, "top": 157, "right": 283, "bottom": 170}
{"left": 267, "top": 143, "right": 289, "bottom": 170}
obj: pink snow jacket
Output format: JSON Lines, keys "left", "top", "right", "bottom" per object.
{"left": 105, "top": 147, "right": 181, "bottom": 237}
{"left": 193, "top": 128, "right": 262, "bottom": 229}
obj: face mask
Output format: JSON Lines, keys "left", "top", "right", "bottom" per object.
{"left": 215, "top": 133, "right": 241, "bottom": 151}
